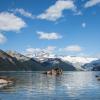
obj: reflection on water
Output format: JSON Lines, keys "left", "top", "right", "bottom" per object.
{"left": 0, "top": 71, "right": 100, "bottom": 100}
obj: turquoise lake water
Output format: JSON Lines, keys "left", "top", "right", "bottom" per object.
{"left": 0, "top": 71, "right": 100, "bottom": 100}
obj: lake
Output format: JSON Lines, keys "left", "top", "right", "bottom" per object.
{"left": 0, "top": 71, "right": 100, "bottom": 100}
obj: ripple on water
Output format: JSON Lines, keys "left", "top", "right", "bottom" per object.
{"left": 0, "top": 71, "right": 100, "bottom": 100}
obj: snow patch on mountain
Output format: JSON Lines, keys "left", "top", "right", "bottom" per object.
{"left": 7, "top": 50, "right": 30, "bottom": 61}
{"left": 59, "top": 56, "right": 98, "bottom": 70}
{"left": 25, "top": 51, "right": 99, "bottom": 70}
{"left": 59, "top": 56, "right": 97, "bottom": 64}
{"left": 32, "top": 53, "right": 98, "bottom": 70}
{"left": 83, "top": 59, "right": 100, "bottom": 71}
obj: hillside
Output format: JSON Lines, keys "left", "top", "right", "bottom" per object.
{"left": 0, "top": 49, "right": 100, "bottom": 71}
{"left": 0, "top": 49, "right": 44, "bottom": 71}
{"left": 82, "top": 59, "right": 100, "bottom": 71}
{"left": 40, "top": 58, "right": 76, "bottom": 71}
{"left": 0, "top": 49, "right": 76, "bottom": 71}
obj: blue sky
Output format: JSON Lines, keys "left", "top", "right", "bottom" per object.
{"left": 0, "top": 0, "right": 100, "bottom": 57}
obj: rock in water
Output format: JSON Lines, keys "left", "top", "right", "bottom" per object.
{"left": 43, "top": 68, "right": 63, "bottom": 75}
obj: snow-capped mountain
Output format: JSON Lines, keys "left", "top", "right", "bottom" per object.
{"left": 82, "top": 59, "right": 100, "bottom": 71}
{"left": 1, "top": 49, "right": 100, "bottom": 71}
{"left": 0, "top": 49, "right": 44, "bottom": 71}
{"left": 7, "top": 50, "right": 30, "bottom": 62}
{"left": 26, "top": 51, "right": 55, "bottom": 62}
{"left": 30, "top": 52, "right": 99, "bottom": 71}
{"left": 59, "top": 56, "right": 98, "bottom": 70}
{"left": 40, "top": 58, "right": 76, "bottom": 71}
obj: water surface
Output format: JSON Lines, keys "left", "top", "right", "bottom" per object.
{"left": 0, "top": 71, "right": 100, "bottom": 100}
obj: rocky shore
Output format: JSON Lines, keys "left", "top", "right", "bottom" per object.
{"left": 0, "top": 77, "right": 14, "bottom": 88}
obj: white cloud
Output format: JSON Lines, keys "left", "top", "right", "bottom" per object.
{"left": 26, "top": 48, "right": 41, "bottom": 54}
{"left": 0, "top": 33, "right": 7, "bottom": 44}
{"left": 61, "top": 45, "right": 82, "bottom": 52}
{"left": 26, "top": 46, "right": 56, "bottom": 54}
{"left": 25, "top": 46, "right": 56, "bottom": 58}
{"left": 37, "top": 31, "right": 62, "bottom": 40}
{"left": 92, "top": 53, "right": 100, "bottom": 58}
{"left": 45, "top": 46, "right": 56, "bottom": 53}
{"left": 25, "top": 45, "right": 83, "bottom": 58}
{"left": 82, "top": 22, "right": 86, "bottom": 28}
{"left": 0, "top": 12, "right": 26, "bottom": 31}
{"left": 25, "top": 48, "right": 41, "bottom": 58}
{"left": 84, "top": 0, "right": 100, "bottom": 8}
{"left": 37, "top": 0, "right": 76, "bottom": 21}
{"left": 13, "top": 8, "right": 34, "bottom": 19}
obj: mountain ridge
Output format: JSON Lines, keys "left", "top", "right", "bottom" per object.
{"left": 0, "top": 49, "right": 100, "bottom": 71}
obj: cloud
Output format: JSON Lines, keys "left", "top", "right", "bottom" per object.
{"left": 0, "top": 33, "right": 7, "bottom": 44}
{"left": 45, "top": 46, "right": 56, "bottom": 53}
{"left": 13, "top": 8, "right": 34, "bottom": 19}
{"left": 37, "top": 31, "right": 62, "bottom": 40}
{"left": 25, "top": 46, "right": 56, "bottom": 58}
{"left": 25, "top": 48, "right": 41, "bottom": 58}
{"left": 82, "top": 22, "right": 86, "bottom": 28}
{"left": 37, "top": 0, "right": 76, "bottom": 21}
{"left": 26, "top": 46, "right": 56, "bottom": 54}
{"left": 0, "top": 12, "right": 26, "bottom": 31}
{"left": 25, "top": 45, "right": 83, "bottom": 58}
{"left": 84, "top": 0, "right": 100, "bottom": 8}
{"left": 26, "top": 48, "right": 41, "bottom": 54}
{"left": 60, "top": 45, "right": 82, "bottom": 52}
